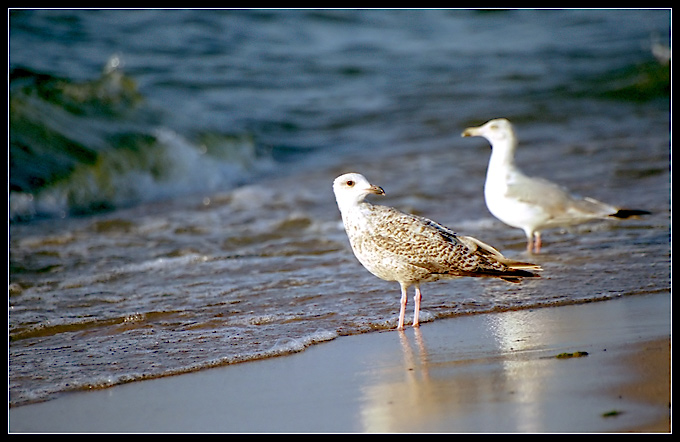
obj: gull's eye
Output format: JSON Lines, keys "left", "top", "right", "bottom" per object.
{"left": 346, "top": 180, "right": 355, "bottom": 187}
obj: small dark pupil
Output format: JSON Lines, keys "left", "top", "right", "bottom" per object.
{"left": 346, "top": 180, "right": 354, "bottom": 186}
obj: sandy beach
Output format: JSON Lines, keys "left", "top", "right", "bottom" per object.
{"left": 9, "top": 292, "right": 670, "bottom": 433}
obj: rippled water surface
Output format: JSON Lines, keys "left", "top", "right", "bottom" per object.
{"left": 9, "top": 9, "right": 670, "bottom": 406}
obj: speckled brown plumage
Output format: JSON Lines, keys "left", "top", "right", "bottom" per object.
{"left": 333, "top": 172, "right": 540, "bottom": 330}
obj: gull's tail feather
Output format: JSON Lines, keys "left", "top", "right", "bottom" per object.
{"left": 504, "top": 260, "right": 542, "bottom": 273}
{"left": 498, "top": 266, "right": 541, "bottom": 283}
{"left": 497, "top": 260, "right": 542, "bottom": 283}
{"left": 461, "top": 235, "right": 542, "bottom": 278}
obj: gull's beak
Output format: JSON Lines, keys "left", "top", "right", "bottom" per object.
{"left": 368, "top": 184, "right": 385, "bottom": 196}
{"left": 461, "top": 127, "right": 479, "bottom": 137}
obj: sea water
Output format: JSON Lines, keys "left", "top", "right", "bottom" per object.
{"left": 9, "top": 9, "right": 670, "bottom": 406}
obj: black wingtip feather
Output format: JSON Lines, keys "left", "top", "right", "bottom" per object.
{"left": 611, "top": 209, "right": 652, "bottom": 219}
{"left": 501, "top": 269, "right": 541, "bottom": 283}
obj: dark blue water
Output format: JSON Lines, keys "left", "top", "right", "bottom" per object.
{"left": 9, "top": 9, "right": 670, "bottom": 407}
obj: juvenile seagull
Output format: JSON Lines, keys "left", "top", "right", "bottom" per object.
{"left": 332, "top": 172, "right": 540, "bottom": 330}
{"left": 462, "top": 118, "right": 650, "bottom": 253}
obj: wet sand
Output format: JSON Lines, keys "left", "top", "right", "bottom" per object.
{"left": 9, "top": 292, "right": 670, "bottom": 433}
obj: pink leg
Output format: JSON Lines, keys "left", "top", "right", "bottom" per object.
{"left": 398, "top": 283, "right": 408, "bottom": 330}
{"left": 413, "top": 284, "right": 422, "bottom": 327}
{"left": 534, "top": 232, "right": 542, "bottom": 253}
{"left": 526, "top": 231, "right": 542, "bottom": 254}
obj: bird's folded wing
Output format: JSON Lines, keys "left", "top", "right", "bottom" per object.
{"left": 506, "top": 174, "right": 617, "bottom": 220}
{"left": 367, "top": 206, "right": 541, "bottom": 276}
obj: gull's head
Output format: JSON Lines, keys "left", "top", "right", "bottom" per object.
{"left": 333, "top": 172, "right": 385, "bottom": 209}
{"left": 462, "top": 118, "right": 516, "bottom": 148}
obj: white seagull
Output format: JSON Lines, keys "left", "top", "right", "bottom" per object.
{"left": 462, "top": 118, "right": 650, "bottom": 253}
{"left": 332, "top": 172, "right": 540, "bottom": 330}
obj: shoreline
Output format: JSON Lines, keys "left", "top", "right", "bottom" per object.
{"left": 9, "top": 292, "right": 671, "bottom": 433}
